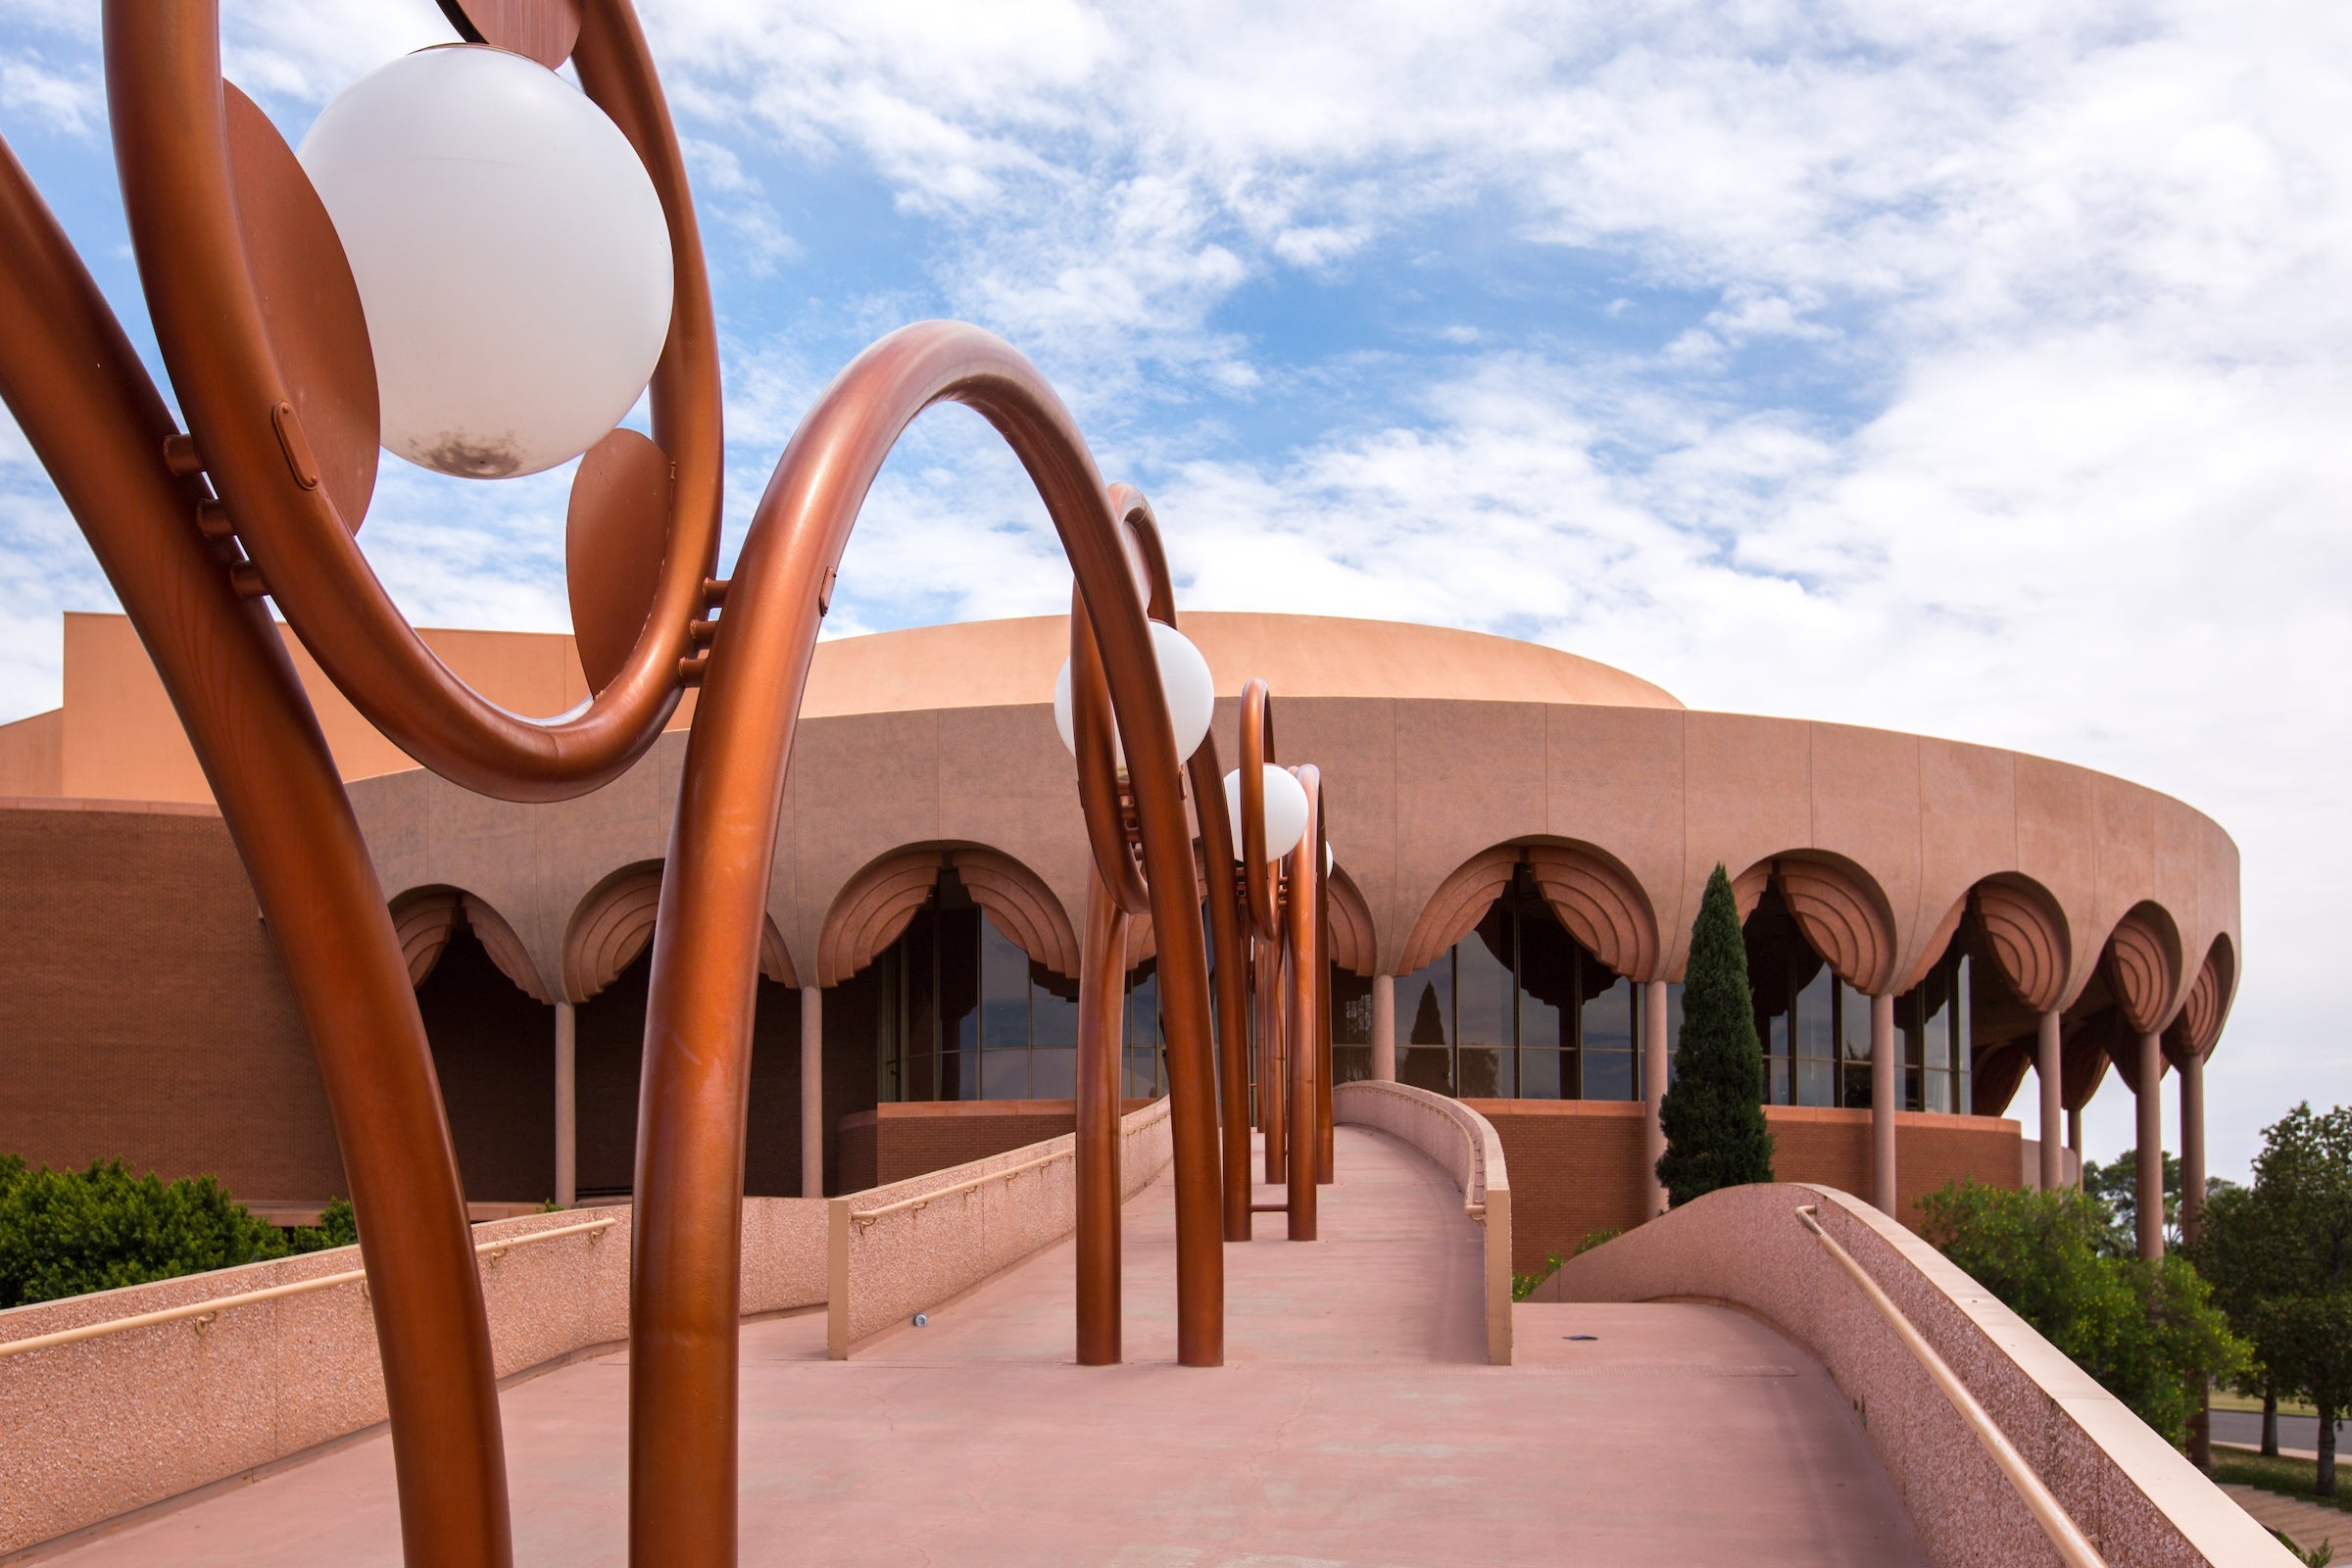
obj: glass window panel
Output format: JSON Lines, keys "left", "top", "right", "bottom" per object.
{"left": 1584, "top": 1049, "right": 1634, "bottom": 1102}
{"left": 978, "top": 917, "right": 1032, "bottom": 1051}
{"left": 1123, "top": 1045, "right": 1161, "bottom": 1100}
{"left": 1766, "top": 1010, "right": 1791, "bottom": 1104}
{"left": 938, "top": 1050, "right": 971, "bottom": 1102}
{"left": 1797, "top": 1057, "right": 1835, "bottom": 1107}
{"left": 1331, "top": 1045, "right": 1372, "bottom": 1087}
{"left": 905, "top": 910, "right": 938, "bottom": 1065}
{"left": 1399, "top": 957, "right": 1452, "bottom": 1095}
{"left": 1030, "top": 1046, "right": 1075, "bottom": 1100}
{"left": 1455, "top": 1047, "right": 1504, "bottom": 1099}
{"left": 1517, "top": 908, "right": 1574, "bottom": 1054}
{"left": 1664, "top": 982, "right": 1685, "bottom": 1088}
{"left": 1581, "top": 974, "right": 1636, "bottom": 1056}
{"left": 1794, "top": 959, "right": 1834, "bottom": 1062}
{"left": 1769, "top": 1054, "right": 1790, "bottom": 1105}
{"left": 903, "top": 1047, "right": 935, "bottom": 1103}
{"left": 1899, "top": 995, "right": 1926, "bottom": 1111}
{"left": 982, "top": 1049, "right": 1030, "bottom": 1101}
{"left": 1456, "top": 906, "right": 1513, "bottom": 1048}
{"left": 1127, "top": 963, "right": 1161, "bottom": 1051}
{"left": 1518, "top": 1048, "right": 1562, "bottom": 1101}
{"left": 1953, "top": 955, "right": 1972, "bottom": 1116}
{"left": 1030, "top": 962, "right": 1079, "bottom": 1050}
{"left": 1329, "top": 966, "right": 1373, "bottom": 1047}
{"left": 936, "top": 906, "right": 980, "bottom": 1056}
{"left": 874, "top": 945, "right": 903, "bottom": 1103}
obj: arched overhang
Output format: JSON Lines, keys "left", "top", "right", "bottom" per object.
{"left": 390, "top": 884, "right": 552, "bottom": 1004}
{"left": 1398, "top": 840, "right": 1660, "bottom": 982}
{"left": 2102, "top": 903, "right": 2184, "bottom": 1105}
{"left": 563, "top": 861, "right": 798, "bottom": 1002}
{"left": 1326, "top": 863, "right": 1378, "bottom": 978}
{"left": 816, "top": 843, "right": 1078, "bottom": 988}
{"left": 1732, "top": 852, "right": 1897, "bottom": 998}
{"left": 1972, "top": 875, "right": 2071, "bottom": 1013}
{"left": 2164, "top": 936, "right": 2235, "bottom": 1070}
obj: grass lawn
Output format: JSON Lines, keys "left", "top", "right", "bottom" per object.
{"left": 2213, "top": 1390, "right": 2323, "bottom": 1419}
{"left": 2214, "top": 1446, "right": 2351, "bottom": 1513}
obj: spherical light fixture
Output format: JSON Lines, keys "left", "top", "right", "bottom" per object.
{"left": 298, "top": 46, "right": 674, "bottom": 480}
{"left": 1223, "top": 764, "right": 1309, "bottom": 861}
{"left": 1054, "top": 621, "right": 1215, "bottom": 764}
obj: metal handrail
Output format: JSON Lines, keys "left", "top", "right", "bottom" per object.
{"left": 1795, "top": 1205, "right": 2105, "bottom": 1568}
{"left": 0, "top": 1214, "right": 616, "bottom": 1361}
{"left": 848, "top": 1149, "right": 1073, "bottom": 1230}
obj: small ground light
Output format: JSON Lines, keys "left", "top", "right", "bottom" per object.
{"left": 1566, "top": 1335, "right": 1597, "bottom": 1342}
{"left": 912, "top": 1313, "right": 928, "bottom": 1328}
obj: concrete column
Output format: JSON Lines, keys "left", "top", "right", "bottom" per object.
{"left": 1371, "top": 973, "right": 1396, "bottom": 1082}
{"left": 1870, "top": 991, "right": 1897, "bottom": 1216}
{"left": 2181, "top": 1048, "right": 2207, "bottom": 1245}
{"left": 2135, "top": 1030, "right": 2164, "bottom": 1260}
{"left": 2036, "top": 1009, "right": 2063, "bottom": 1192}
{"left": 554, "top": 1000, "right": 576, "bottom": 1208}
{"left": 1642, "top": 979, "right": 1669, "bottom": 1218}
{"left": 800, "top": 986, "right": 824, "bottom": 1200}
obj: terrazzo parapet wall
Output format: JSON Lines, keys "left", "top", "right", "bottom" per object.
{"left": 1538, "top": 1184, "right": 2289, "bottom": 1568}
{"left": 828, "top": 1098, "right": 1172, "bottom": 1355}
{"left": 0, "top": 1200, "right": 826, "bottom": 1556}
{"left": 1333, "top": 1081, "right": 1513, "bottom": 1366}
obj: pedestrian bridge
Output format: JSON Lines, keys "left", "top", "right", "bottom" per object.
{"left": 0, "top": 1090, "right": 2285, "bottom": 1566}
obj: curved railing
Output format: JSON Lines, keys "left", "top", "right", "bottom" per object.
{"left": 1331, "top": 1081, "right": 1512, "bottom": 1364}
{"left": 1539, "top": 1183, "right": 2290, "bottom": 1568}
{"left": 827, "top": 1098, "right": 1174, "bottom": 1356}
{"left": 0, "top": 1201, "right": 823, "bottom": 1556}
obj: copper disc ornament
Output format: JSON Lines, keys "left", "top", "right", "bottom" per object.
{"left": 437, "top": 0, "right": 584, "bottom": 70}
{"left": 567, "top": 427, "right": 673, "bottom": 693}
{"left": 223, "top": 83, "right": 379, "bottom": 531}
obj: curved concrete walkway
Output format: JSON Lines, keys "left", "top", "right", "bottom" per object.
{"left": 44, "top": 1127, "right": 1924, "bottom": 1566}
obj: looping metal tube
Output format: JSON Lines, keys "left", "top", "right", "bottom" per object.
{"left": 1239, "top": 679, "right": 1282, "bottom": 941}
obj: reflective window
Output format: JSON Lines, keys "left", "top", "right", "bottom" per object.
{"left": 1390, "top": 866, "right": 1642, "bottom": 1101}
{"left": 1745, "top": 880, "right": 1978, "bottom": 1116}
{"left": 1329, "top": 966, "right": 1374, "bottom": 1087}
{"left": 876, "top": 870, "right": 1121, "bottom": 1102}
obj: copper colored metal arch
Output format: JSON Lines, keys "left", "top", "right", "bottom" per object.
{"left": 0, "top": 133, "right": 513, "bottom": 1568}
{"left": 1238, "top": 679, "right": 1282, "bottom": 941}
{"left": 1101, "top": 484, "right": 1256, "bottom": 1243}
{"left": 105, "top": 0, "right": 721, "bottom": 803}
{"left": 631, "top": 320, "right": 1224, "bottom": 1564}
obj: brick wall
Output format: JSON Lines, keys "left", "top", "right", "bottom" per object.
{"left": 835, "top": 1099, "right": 1156, "bottom": 1193}
{"left": 0, "top": 803, "right": 342, "bottom": 1200}
{"left": 1473, "top": 1098, "right": 2024, "bottom": 1274}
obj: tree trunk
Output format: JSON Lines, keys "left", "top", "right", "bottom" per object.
{"left": 2187, "top": 1380, "right": 2210, "bottom": 1470}
{"left": 2321, "top": 1401, "right": 2337, "bottom": 1498}
{"left": 2263, "top": 1390, "right": 2279, "bottom": 1457}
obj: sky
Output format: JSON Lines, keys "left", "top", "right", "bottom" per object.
{"left": 3, "top": 0, "right": 2347, "bottom": 1185}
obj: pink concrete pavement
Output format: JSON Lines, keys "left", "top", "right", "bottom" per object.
{"left": 44, "top": 1128, "right": 1924, "bottom": 1566}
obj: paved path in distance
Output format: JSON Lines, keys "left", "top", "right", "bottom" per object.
{"left": 51, "top": 1127, "right": 1924, "bottom": 1567}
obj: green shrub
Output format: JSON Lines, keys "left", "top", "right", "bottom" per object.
{"left": 286, "top": 1196, "right": 359, "bottom": 1254}
{"left": 1920, "top": 1177, "right": 2247, "bottom": 1446}
{"left": 1575, "top": 1228, "right": 1622, "bottom": 1255}
{"left": 0, "top": 1156, "right": 293, "bottom": 1308}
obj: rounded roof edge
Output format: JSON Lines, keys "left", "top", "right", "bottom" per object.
{"left": 801, "top": 612, "right": 1683, "bottom": 717}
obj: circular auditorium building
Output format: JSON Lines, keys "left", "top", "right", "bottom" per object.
{"left": 0, "top": 610, "right": 2238, "bottom": 1268}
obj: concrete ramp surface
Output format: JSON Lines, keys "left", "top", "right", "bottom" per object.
{"left": 42, "top": 1128, "right": 1924, "bottom": 1566}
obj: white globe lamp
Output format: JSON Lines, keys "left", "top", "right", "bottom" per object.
{"left": 298, "top": 46, "right": 674, "bottom": 479}
{"left": 1053, "top": 622, "right": 1215, "bottom": 764}
{"left": 1223, "top": 764, "right": 1309, "bottom": 861}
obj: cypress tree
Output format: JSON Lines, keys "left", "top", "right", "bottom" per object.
{"left": 1655, "top": 864, "right": 1774, "bottom": 1206}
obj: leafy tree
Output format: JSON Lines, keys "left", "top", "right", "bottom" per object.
{"left": 2083, "top": 1147, "right": 2183, "bottom": 1256}
{"left": 1656, "top": 864, "right": 1773, "bottom": 1206}
{"left": 0, "top": 1156, "right": 293, "bottom": 1308}
{"left": 2186, "top": 1181, "right": 2298, "bottom": 1455}
{"left": 2227, "top": 1103, "right": 2352, "bottom": 1495}
{"left": 1920, "top": 1177, "right": 2247, "bottom": 1446}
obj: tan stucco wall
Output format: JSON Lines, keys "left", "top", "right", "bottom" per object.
{"left": 346, "top": 685, "right": 2238, "bottom": 1043}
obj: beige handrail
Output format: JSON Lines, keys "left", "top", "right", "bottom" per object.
{"left": 1795, "top": 1205, "right": 2105, "bottom": 1568}
{"left": 0, "top": 1214, "right": 616, "bottom": 1362}
{"left": 847, "top": 1149, "right": 1072, "bottom": 1231}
